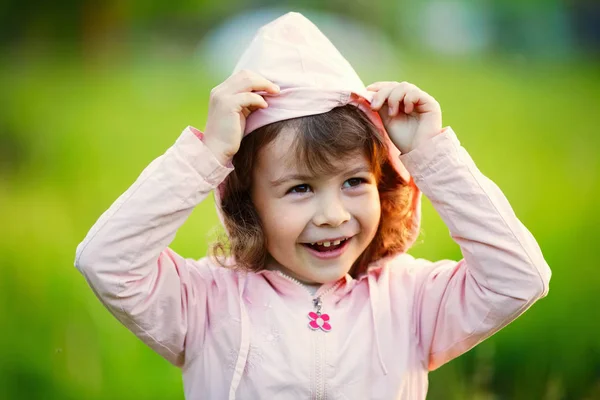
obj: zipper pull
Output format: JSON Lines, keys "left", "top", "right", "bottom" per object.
{"left": 308, "top": 296, "right": 331, "bottom": 332}
{"left": 313, "top": 297, "right": 322, "bottom": 313}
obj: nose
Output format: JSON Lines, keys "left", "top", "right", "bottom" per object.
{"left": 312, "top": 192, "right": 351, "bottom": 227}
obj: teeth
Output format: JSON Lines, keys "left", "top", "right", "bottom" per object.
{"left": 311, "top": 238, "right": 348, "bottom": 246}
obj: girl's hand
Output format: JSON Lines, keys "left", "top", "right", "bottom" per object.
{"left": 203, "top": 70, "right": 280, "bottom": 165}
{"left": 366, "top": 81, "right": 443, "bottom": 154}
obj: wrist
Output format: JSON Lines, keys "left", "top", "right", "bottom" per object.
{"left": 403, "top": 128, "right": 445, "bottom": 154}
{"left": 202, "top": 136, "right": 234, "bottom": 167}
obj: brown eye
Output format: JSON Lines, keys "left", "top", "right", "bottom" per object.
{"left": 288, "top": 184, "right": 311, "bottom": 194}
{"left": 343, "top": 178, "right": 366, "bottom": 188}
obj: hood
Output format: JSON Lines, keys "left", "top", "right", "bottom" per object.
{"left": 214, "top": 10, "right": 422, "bottom": 252}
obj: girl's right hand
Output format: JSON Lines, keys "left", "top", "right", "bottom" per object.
{"left": 203, "top": 70, "right": 280, "bottom": 165}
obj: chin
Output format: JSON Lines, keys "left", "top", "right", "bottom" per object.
{"left": 309, "top": 262, "right": 353, "bottom": 284}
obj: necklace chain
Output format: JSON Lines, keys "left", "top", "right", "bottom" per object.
{"left": 275, "top": 270, "right": 342, "bottom": 303}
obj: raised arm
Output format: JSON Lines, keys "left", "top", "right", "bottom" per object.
{"left": 74, "top": 126, "right": 233, "bottom": 366}
{"left": 398, "top": 127, "right": 551, "bottom": 371}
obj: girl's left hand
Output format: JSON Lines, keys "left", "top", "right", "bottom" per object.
{"left": 367, "top": 81, "right": 443, "bottom": 154}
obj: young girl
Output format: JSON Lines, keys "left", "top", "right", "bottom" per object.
{"left": 75, "top": 12, "right": 551, "bottom": 400}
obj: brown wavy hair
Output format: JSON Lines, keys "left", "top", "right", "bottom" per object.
{"left": 210, "top": 104, "right": 419, "bottom": 278}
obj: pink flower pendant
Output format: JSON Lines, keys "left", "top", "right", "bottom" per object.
{"left": 308, "top": 311, "right": 332, "bottom": 332}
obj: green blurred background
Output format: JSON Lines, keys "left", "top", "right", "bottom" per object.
{"left": 1, "top": 0, "right": 599, "bottom": 399}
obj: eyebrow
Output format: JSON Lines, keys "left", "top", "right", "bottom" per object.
{"left": 269, "top": 166, "right": 372, "bottom": 187}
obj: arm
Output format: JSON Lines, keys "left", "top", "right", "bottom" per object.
{"left": 398, "top": 127, "right": 551, "bottom": 371}
{"left": 74, "top": 126, "right": 234, "bottom": 366}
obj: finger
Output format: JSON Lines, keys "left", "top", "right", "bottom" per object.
{"left": 387, "top": 85, "right": 411, "bottom": 116}
{"left": 405, "top": 90, "right": 438, "bottom": 114}
{"left": 370, "top": 83, "right": 399, "bottom": 110}
{"left": 366, "top": 81, "right": 398, "bottom": 91}
{"left": 403, "top": 90, "right": 420, "bottom": 114}
{"left": 235, "top": 92, "right": 269, "bottom": 112}
{"left": 231, "top": 70, "right": 281, "bottom": 94}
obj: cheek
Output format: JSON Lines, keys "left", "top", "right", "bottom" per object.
{"left": 262, "top": 204, "right": 306, "bottom": 242}
{"left": 253, "top": 191, "right": 298, "bottom": 242}
{"left": 356, "top": 191, "right": 381, "bottom": 232}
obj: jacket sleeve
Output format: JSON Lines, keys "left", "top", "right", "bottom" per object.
{"left": 74, "top": 126, "right": 234, "bottom": 367}
{"left": 398, "top": 127, "right": 551, "bottom": 371}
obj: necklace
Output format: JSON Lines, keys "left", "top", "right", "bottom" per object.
{"left": 275, "top": 271, "right": 341, "bottom": 332}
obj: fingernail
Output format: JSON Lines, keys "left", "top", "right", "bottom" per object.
{"left": 388, "top": 108, "right": 394, "bottom": 115}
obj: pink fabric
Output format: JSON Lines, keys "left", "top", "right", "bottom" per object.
{"left": 189, "top": 126, "right": 204, "bottom": 140}
{"left": 75, "top": 123, "right": 551, "bottom": 399}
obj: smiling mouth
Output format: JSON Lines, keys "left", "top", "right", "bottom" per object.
{"left": 302, "top": 237, "right": 351, "bottom": 252}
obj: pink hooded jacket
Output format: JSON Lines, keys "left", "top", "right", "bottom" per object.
{"left": 74, "top": 12, "right": 551, "bottom": 400}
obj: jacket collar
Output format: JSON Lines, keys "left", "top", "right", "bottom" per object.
{"left": 255, "top": 268, "right": 352, "bottom": 299}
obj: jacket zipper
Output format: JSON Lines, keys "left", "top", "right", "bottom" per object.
{"left": 275, "top": 271, "right": 341, "bottom": 400}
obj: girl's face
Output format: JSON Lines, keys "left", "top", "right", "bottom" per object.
{"left": 251, "top": 128, "right": 381, "bottom": 286}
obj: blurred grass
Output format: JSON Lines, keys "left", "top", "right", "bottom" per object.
{"left": 0, "top": 53, "right": 598, "bottom": 399}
